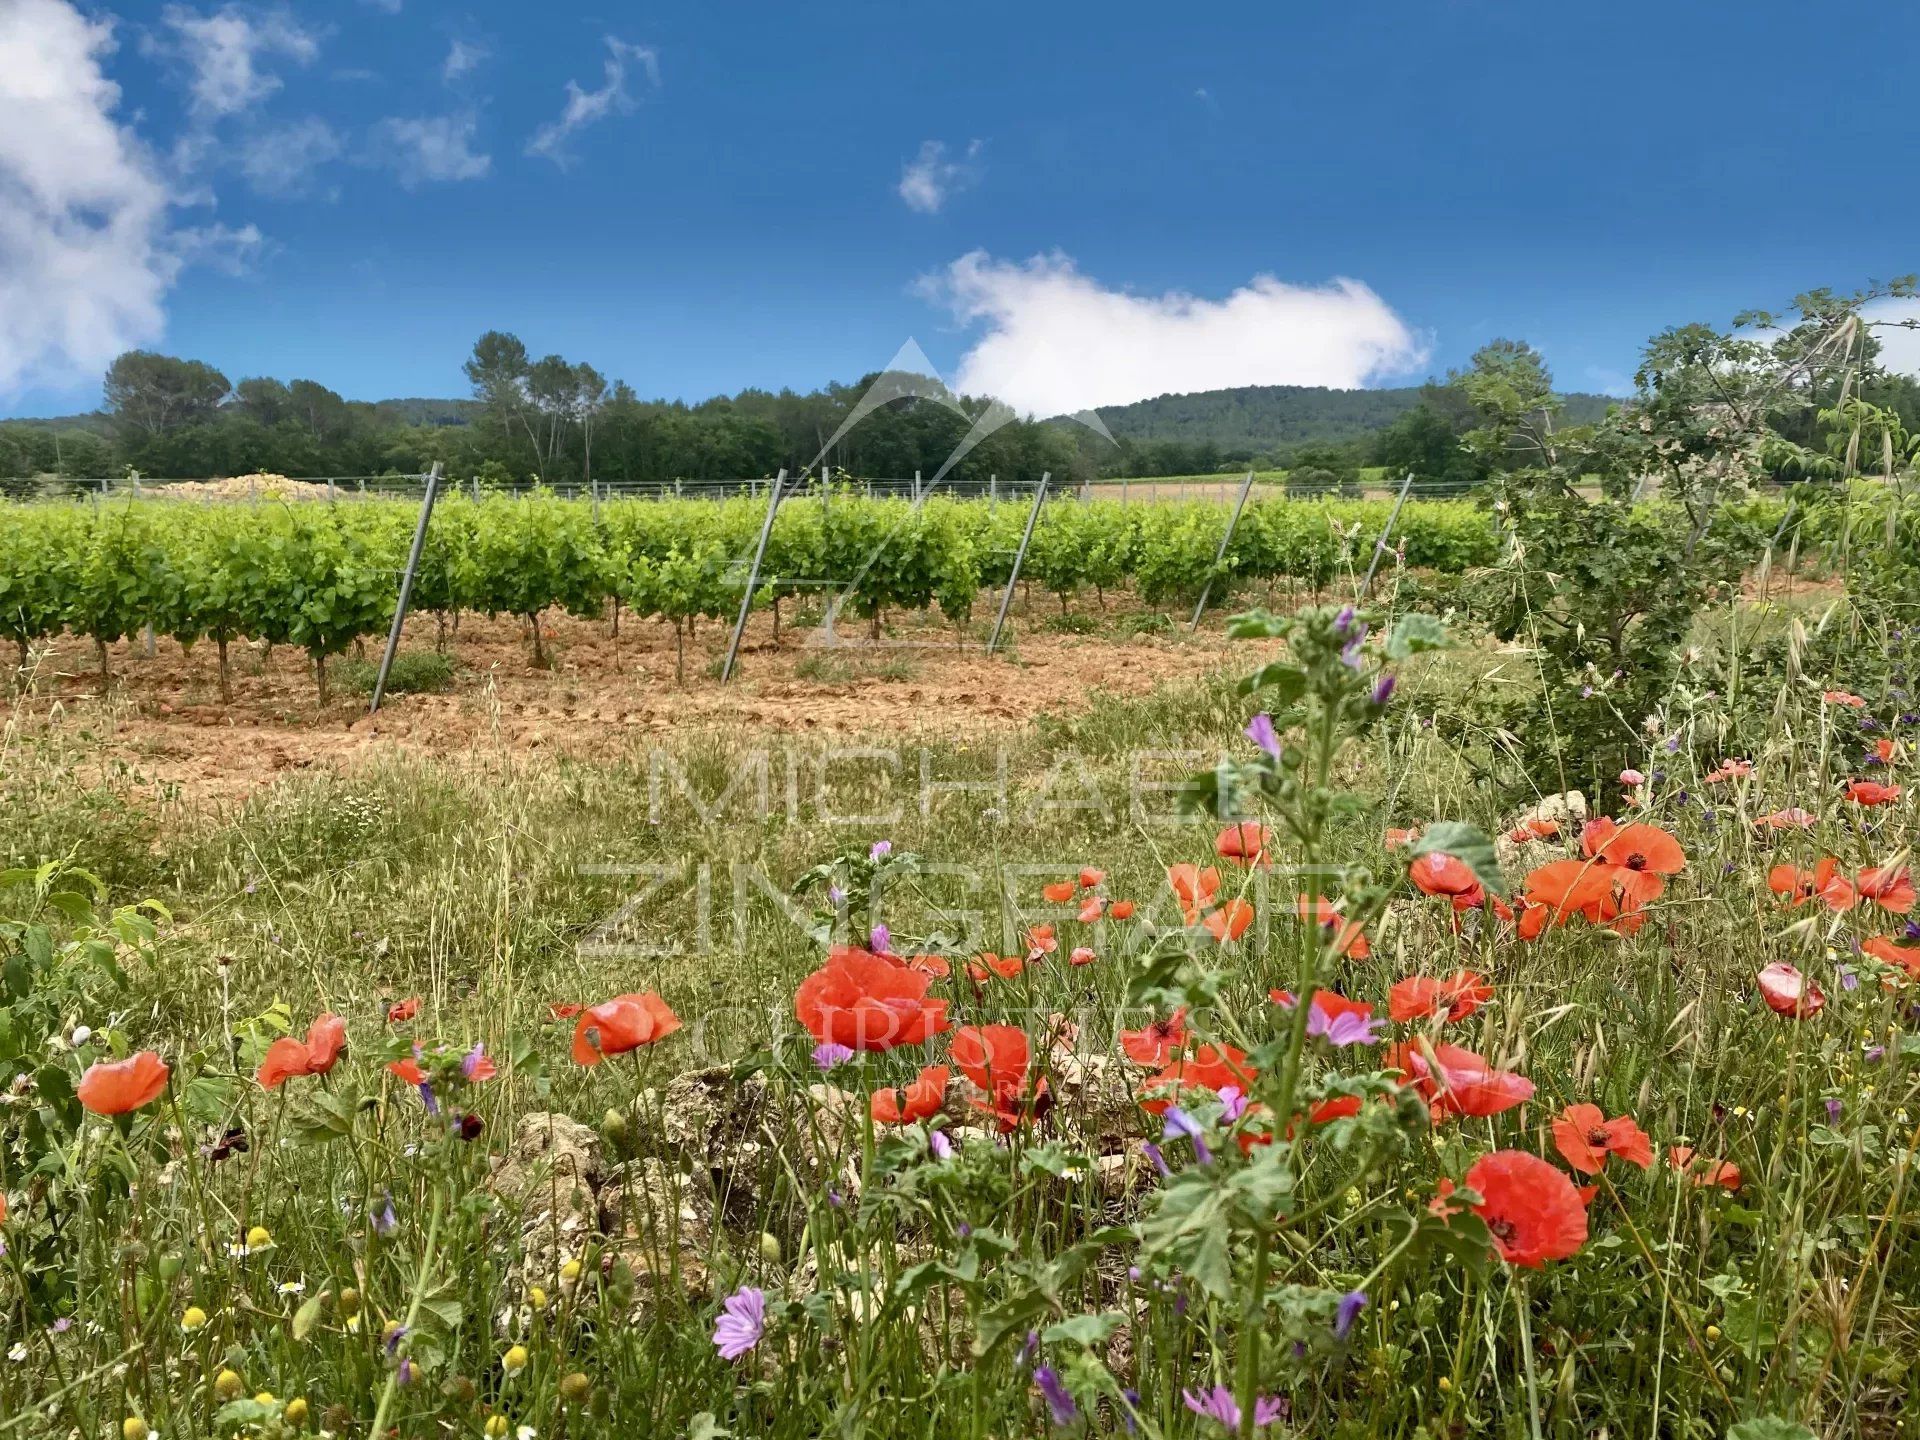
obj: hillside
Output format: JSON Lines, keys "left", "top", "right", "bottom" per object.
{"left": 1092, "top": 383, "right": 1617, "bottom": 451}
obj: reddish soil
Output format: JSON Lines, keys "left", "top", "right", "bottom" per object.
{"left": 6, "top": 602, "right": 1244, "bottom": 805}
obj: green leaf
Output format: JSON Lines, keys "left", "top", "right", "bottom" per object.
{"left": 1408, "top": 821, "right": 1502, "bottom": 895}
{"left": 1235, "top": 663, "right": 1308, "bottom": 703}
{"left": 1043, "top": 1312, "right": 1123, "bottom": 1346}
{"left": 1727, "top": 1420, "right": 1816, "bottom": 1440}
{"left": 1386, "top": 612, "right": 1450, "bottom": 659}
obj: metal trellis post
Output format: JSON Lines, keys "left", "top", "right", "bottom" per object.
{"left": 721, "top": 468, "right": 786, "bottom": 684}
{"left": 369, "top": 462, "right": 444, "bottom": 717}
{"left": 1358, "top": 470, "right": 1417, "bottom": 598}
{"left": 987, "top": 472, "right": 1049, "bottom": 656}
{"left": 1189, "top": 471, "right": 1258, "bottom": 630}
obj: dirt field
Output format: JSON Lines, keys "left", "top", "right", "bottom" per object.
{"left": 3, "top": 601, "right": 1246, "bottom": 806}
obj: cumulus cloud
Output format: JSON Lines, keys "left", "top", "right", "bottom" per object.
{"left": 238, "top": 116, "right": 342, "bottom": 197}
{"left": 371, "top": 112, "right": 490, "bottom": 187}
{"left": 921, "top": 250, "right": 1428, "bottom": 416}
{"left": 898, "top": 139, "right": 980, "bottom": 214}
{"left": 442, "top": 37, "right": 486, "bottom": 83}
{"left": 147, "top": 4, "right": 319, "bottom": 120}
{"left": 0, "top": 0, "right": 187, "bottom": 395}
{"left": 526, "top": 36, "right": 659, "bottom": 167}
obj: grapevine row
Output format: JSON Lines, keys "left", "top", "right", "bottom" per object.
{"left": 2, "top": 492, "right": 1510, "bottom": 697}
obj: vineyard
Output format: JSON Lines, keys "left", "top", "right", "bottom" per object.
{"left": 0, "top": 491, "right": 1520, "bottom": 698}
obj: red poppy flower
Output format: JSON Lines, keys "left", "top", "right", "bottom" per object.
{"left": 1079, "top": 867, "right": 1105, "bottom": 889}
{"left": 1069, "top": 945, "right": 1097, "bottom": 966}
{"left": 77, "top": 1051, "right": 170, "bottom": 1115}
{"left": 1120, "top": 1009, "right": 1190, "bottom": 1066}
{"left": 1077, "top": 896, "right": 1105, "bottom": 923}
{"left": 387, "top": 1057, "right": 427, "bottom": 1085}
{"left": 571, "top": 992, "right": 682, "bottom": 1066}
{"left": 257, "top": 1013, "right": 348, "bottom": 1089}
{"left": 794, "top": 946, "right": 950, "bottom": 1053}
{"left": 387, "top": 997, "right": 421, "bottom": 1024}
{"left": 1384, "top": 827, "right": 1421, "bottom": 849}
{"left": 1669, "top": 1145, "right": 1741, "bottom": 1191}
{"left": 1876, "top": 738, "right": 1897, "bottom": 764}
{"left": 1140, "top": 1044, "right": 1256, "bottom": 1115}
{"left": 1824, "top": 690, "right": 1867, "bottom": 708}
{"left": 951, "top": 1026, "right": 1048, "bottom": 1133}
{"left": 905, "top": 953, "right": 951, "bottom": 978}
{"left": 1387, "top": 1041, "right": 1533, "bottom": 1118}
{"left": 1026, "top": 924, "right": 1058, "bottom": 957}
{"left": 871, "top": 1064, "right": 949, "bottom": 1124}
{"left": 1757, "top": 807, "right": 1818, "bottom": 831}
{"left": 1857, "top": 866, "right": 1915, "bottom": 914}
{"left": 1768, "top": 859, "right": 1855, "bottom": 911}
{"left": 1704, "top": 758, "right": 1753, "bottom": 784}
{"left": 1295, "top": 896, "right": 1371, "bottom": 957}
{"left": 1215, "top": 822, "right": 1273, "bottom": 867}
{"left": 966, "top": 951, "right": 1027, "bottom": 983}
{"left": 1167, "top": 864, "right": 1221, "bottom": 915}
{"left": 1308, "top": 1095, "right": 1363, "bottom": 1124}
{"left": 1203, "top": 897, "right": 1255, "bottom": 944}
{"left": 1756, "top": 962, "right": 1824, "bottom": 1017}
{"left": 1388, "top": 971, "right": 1492, "bottom": 1022}
{"left": 1109, "top": 899, "right": 1137, "bottom": 920}
{"left": 1863, "top": 935, "right": 1920, "bottom": 978}
{"left": 1411, "top": 852, "right": 1481, "bottom": 898}
{"left": 1550, "top": 1102, "right": 1653, "bottom": 1174}
{"left": 1453, "top": 1150, "right": 1588, "bottom": 1268}
{"left": 1042, "top": 880, "right": 1076, "bottom": 903}
{"left": 548, "top": 1002, "right": 584, "bottom": 1021}
{"left": 1847, "top": 780, "right": 1903, "bottom": 806}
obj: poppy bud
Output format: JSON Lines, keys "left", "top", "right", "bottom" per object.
{"left": 157, "top": 1253, "right": 184, "bottom": 1282}
{"left": 601, "top": 1108, "right": 633, "bottom": 1154}
{"left": 757, "top": 1232, "right": 782, "bottom": 1264}
{"left": 284, "top": 1398, "right": 309, "bottom": 1428}
{"left": 559, "top": 1372, "right": 591, "bottom": 1404}
{"left": 214, "top": 1369, "right": 245, "bottom": 1401}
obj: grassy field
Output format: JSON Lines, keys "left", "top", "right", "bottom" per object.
{"left": 2, "top": 567, "right": 1916, "bottom": 1438}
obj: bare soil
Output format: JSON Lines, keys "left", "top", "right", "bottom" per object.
{"left": 5, "top": 601, "right": 1242, "bottom": 806}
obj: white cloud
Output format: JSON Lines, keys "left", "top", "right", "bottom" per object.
{"left": 442, "top": 37, "right": 486, "bottom": 83}
{"left": 1863, "top": 296, "right": 1920, "bottom": 377}
{"left": 898, "top": 139, "right": 980, "bottom": 215}
{"left": 0, "top": 0, "right": 185, "bottom": 395}
{"left": 525, "top": 36, "right": 659, "bottom": 167}
{"left": 371, "top": 112, "right": 490, "bottom": 187}
{"left": 238, "top": 116, "right": 341, "bottom": 197}
{"left": 921, "top": 250, "right": 1429, "bottom": 416}
{"left": 148, "top": 4, "right": 319, "bottom": 119}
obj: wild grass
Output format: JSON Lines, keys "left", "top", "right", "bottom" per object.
{"left": 2, "top": 610, "right": 1917, "bottom": 1440}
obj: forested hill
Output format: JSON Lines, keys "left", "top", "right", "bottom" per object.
{"left": 1092, "top": 383, "right": 1617, "bottom": 451}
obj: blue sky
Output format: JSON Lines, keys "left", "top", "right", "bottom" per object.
{"left": 4, "top": 0, "right": 1918, "bottom": 417}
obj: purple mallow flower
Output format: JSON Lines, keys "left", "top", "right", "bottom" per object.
{"left": 1825, "top": 1098, "right": 1843, "bottom": 1124}
{"left": 1034, "top": 1366, "right": 1078, "bottom": 1425}
{"left": 1162, "top": 1106, "right": 1213, "bottom": 1165}
{"left": 1372, "top": 673, "right": 1397, "bottom": 705}
{"left": 1218, "top": 1085, "right": 1248, "bottom": 1123}
{"left": 1245, "top": 712, "right": 1281, "bottom": 761}
{"left": 812, "top": 1042, "right": 855, "bottom": 1071}
{"left": 1306, "top": 1005, "right": 1383, "bottom": 1048}
{"left": 869, "top": 840, "right": 893, "bottom": 861}
{"left": 1183, "top": 1386, "right": 1287, "bottom": 1431}
{"left": 870, "top": 923, "right": 891, "bottom": 954}
{"left": 1335, "top": 1289, "right": 1368, "bottom": 1339}
{"left": 929, "top": 1130, "right": 954, "bottom": 1160}
{"left": 712, "top": 1285, "right": 767, "bottom": 1360}
{"left": 1143, "top": 1142, "right": 1171, "bottom": 1179}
